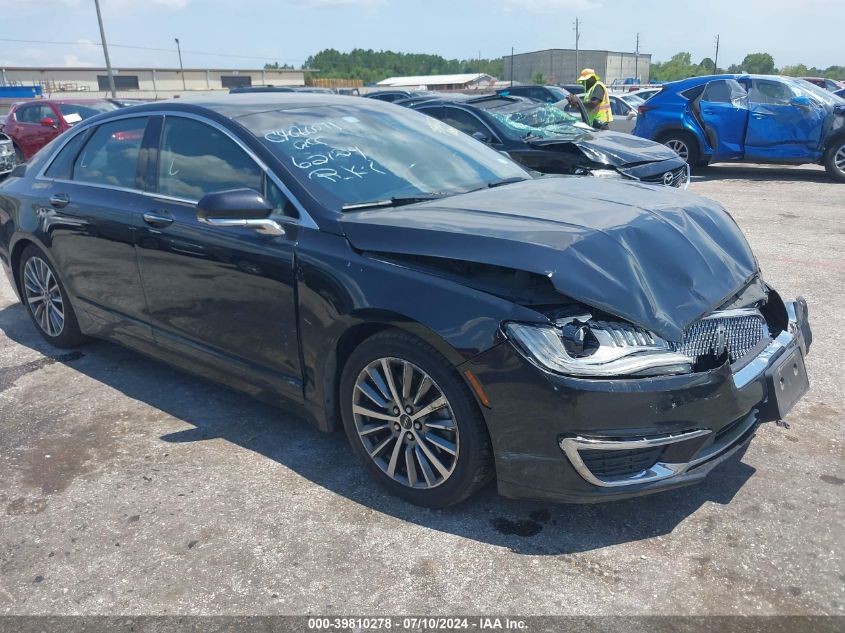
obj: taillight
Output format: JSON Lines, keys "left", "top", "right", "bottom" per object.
{"left": 637, "top": 105, "right": 657, "bottom": 115}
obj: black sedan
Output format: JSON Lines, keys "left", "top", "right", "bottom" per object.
{"left": 409, "top": 95, "right": 690, "bottom": 187}
{"left": 0, "top": 95, "right": 811, "bottom": 507}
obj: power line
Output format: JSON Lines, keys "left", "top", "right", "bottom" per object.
{"left": 0, "top": 37, "right": 305, "bottom": 63}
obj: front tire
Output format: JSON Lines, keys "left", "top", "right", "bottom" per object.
{"left": 18, "top": 245, "right": 86, "bottom": 348}
{"left": 339, "top": 329, "right": 494, "bottom": 507}
{"left": 823, "top": 137, "right": 845, "bottom": 183}
{"left": 659, "top": 131, "right": 700, "bottom": 166}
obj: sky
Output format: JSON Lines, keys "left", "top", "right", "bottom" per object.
{"left": 1, "top": 0, "right": 842, "bottom": 71}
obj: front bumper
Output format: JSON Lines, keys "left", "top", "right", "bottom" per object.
{"left": 462, "top": 298, "right": 811, "bottom": 503}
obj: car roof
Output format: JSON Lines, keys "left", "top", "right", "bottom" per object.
{"left": 13, "top": 98, "right": 114, "bottom": 107}
{"left": 83, "top": 93, "right": 401, "bottom": 121}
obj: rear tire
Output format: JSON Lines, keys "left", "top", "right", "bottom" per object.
{"left": 339, "top": 329, "right": 494, "bottom": 507}
{"left": 18, "top": 245, "right": 87, "bottom": 348}
{"left": 823, "top": 137, "right": 845, "bottom": 183}
{"left": 658, "top": 131, "right": 700, "bottom": 166}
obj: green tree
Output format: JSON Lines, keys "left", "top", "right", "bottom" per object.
{"left": 780, "top": 64, "right": 809, "bottom": 77}
{"left": 650, "top": 52, "right": 700, "bottom": 81}
{"left": 737, "top": 53, "right": 776, "bottom": 74}
{"left": 698, "top": 57, "right": 716, "bottom": 74}
{"left": 302, "top": 48, "right": 504, "bottom": 84}
{"left": 531, "top": 71, "right": 546, "bottom": 84}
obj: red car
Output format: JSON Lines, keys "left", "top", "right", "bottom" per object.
{"left": 4, "top": 99, "right": 118, "bottom": 161}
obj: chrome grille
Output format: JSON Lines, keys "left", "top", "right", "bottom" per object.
{"left": 670, "top": 310, "right": 769, "bottom": 364}
{"left": 642, "top": 166, "right": 688, "bottom": 188}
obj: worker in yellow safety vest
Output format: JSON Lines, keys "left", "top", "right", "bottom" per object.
{"left": 567, "top": 68, "right": 613, "bottom": 130}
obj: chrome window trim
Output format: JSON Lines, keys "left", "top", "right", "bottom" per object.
{"left": 34, "top": 109, "right": 318, "bottom": 230}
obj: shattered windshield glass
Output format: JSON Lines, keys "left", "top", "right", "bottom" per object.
{"left": 487, "top": 103, "right": 588, "bottom": 140}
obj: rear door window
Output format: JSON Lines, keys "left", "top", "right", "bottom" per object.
{"left": 72, "top": 117, "right": 149, "bottom": 190}
{"left": 44, "top": 131, "right": 90, "bottom": 180}
{"left": 701, "top": 79, "right": 747, "bottom": 105}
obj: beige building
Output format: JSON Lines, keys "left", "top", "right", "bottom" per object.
{"left": 0, "top": 66, "right": 305, "bottom": 99}
{"left": 503, "top": 49, "right": 651, "bottom": 86}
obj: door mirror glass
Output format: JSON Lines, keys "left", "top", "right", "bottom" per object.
{"left": 40, "top": 117, "right": 57, "bottom": 128}
{"left": 196, "top": 188, "right": 273, "bottom": 221}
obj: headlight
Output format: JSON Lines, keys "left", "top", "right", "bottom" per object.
{"left": 589, "top": 169, "right": 624, "bottom": 179}
{"left": 504, "top": 315, "right": 693, "bottom": 378}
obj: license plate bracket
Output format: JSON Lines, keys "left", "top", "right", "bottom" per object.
{"left": 764, "top": 347, "right": 809, "bottom": 420}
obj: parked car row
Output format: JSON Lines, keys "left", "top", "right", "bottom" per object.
{"left": 0, "top": 94, "right": 812, "bottom": 507}
{"left": 404, "top": 94, "right": 689, "bottom": 187}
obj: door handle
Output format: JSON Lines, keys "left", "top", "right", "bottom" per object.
{"left": 143, "top": 211, "right": 174, "bottom": 227}
{"left": 752, "top": 113, "right": 767, "bottom": 119}
{"left": 49, "top": 193, "right": 70, "bottom": 208}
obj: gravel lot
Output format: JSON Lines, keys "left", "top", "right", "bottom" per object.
{"left": 0, "top": 164, "right": 842, "bottom": 617}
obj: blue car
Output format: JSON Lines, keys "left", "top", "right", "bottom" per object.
{"left": 634, "top": 74, "right": 845, "bottom": 182}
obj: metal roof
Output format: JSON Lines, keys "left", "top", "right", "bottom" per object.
{"left": 377, "top": 73, "right": 492, "bottom": 87}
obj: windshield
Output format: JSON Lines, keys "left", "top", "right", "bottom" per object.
{"left": 785, "top": 78, "right": 845, "bottom": 106}
{"left": 57, "top": 102, "right": 118, "bottom": 124}
{"left": 238, "top": 103, "right": 529, "bottom": 210}
{"left": 485, "top": 103, "right": 587, "bottom": 141}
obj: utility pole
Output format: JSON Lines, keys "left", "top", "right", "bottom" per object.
{"left": 175, "top": 37, "right": 186, "bottom": 90}
{"left": 713, "top": 34, "right": 720, "bottom": 75}
{"left": 93, "top": 0, "right": 116, "bottom": 98}
{"left": 634, "top": 32, "right": 640, "bottom": 82}
{"left": 510, "top": 47, "right": 514, "bottom": 87}
{"left": 573, "top": 18, "right": 581, "bottom": 81}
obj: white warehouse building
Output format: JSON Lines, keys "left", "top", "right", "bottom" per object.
{"left": 0, "top": 66, "right": 306, "bottom": 99}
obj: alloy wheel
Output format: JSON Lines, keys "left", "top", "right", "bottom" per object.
{"left": 23, "top": 256, "right": 64, "bottom": 337}
{"left": 352, "top": 357, "right": 459, "bottom": 489}
{"left": 835, "top": 145, "right": 845, "bottom": 176}
{"left": 665, "top": 139, "right": 690, "bottom": 161}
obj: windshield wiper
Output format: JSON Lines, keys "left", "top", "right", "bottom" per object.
{"left": 462, "top": 176, "right": 529, "bottom": 194}
{"left": 342, "top": 193, "right": 448, "bottom": 211}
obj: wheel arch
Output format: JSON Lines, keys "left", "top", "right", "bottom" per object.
{"left": 314, "top": 313, "right": 475, "bottom": 434}
{"left": 9, "top": 236, "right": 40, "bottom": 300}
{"left": 823, "top": 129, "right": 845, "bottom": 156}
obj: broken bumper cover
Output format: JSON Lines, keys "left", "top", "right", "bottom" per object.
{"left": 463, "top": 298, "right": 811, "bottom": 503}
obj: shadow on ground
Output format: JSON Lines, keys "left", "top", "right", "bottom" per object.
{"left": 690, "top": 164, "right": 830, "bottom": 184}
{"left": 0, "top": 302, "right": 755, "bottom": 555}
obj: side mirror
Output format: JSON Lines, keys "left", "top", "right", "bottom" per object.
{"left": 40, "top": 117, "right": 57, "bottom": 128}
{"left": 627, "top": 111, "right": 637, "bottom": 120}
{"left": 471, "top": 131, "right": 490, "bottom": 143}
{"left": 790, "top": 95, "right": 812, "bottom": 109}
{"left": 196, "top": 188, "right": 284, "bottom": 236}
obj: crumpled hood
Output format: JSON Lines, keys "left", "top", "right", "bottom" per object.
{"left": 341, "top": 177, "right": 759, "bottom": 342}
{"left": 530, "top": 130, "right": 680, "bottom": 166}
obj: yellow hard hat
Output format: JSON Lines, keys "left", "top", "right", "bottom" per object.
{"left": 577, "top": 68, "right": 598, "bottom": 82}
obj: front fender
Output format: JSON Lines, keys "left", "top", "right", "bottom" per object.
{"left": 295, "top": 230, "right": 548, "bottom": 431}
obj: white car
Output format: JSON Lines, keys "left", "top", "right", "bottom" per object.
{"left": 607, "top": 95, "right": 639, "bottom": 133}
{"left": 626, "top": 87, "right": 662, "bottom": 101}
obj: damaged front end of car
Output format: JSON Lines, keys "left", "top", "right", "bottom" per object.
{"left": 341, "top": 177, "right": 811, "bottom": 502}
{"left": 526, "top": 131, "right": 691, "bottom": 188}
